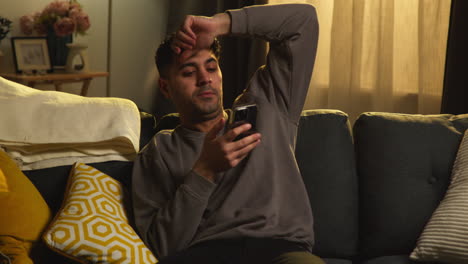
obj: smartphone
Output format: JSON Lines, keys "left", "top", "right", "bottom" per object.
{"left": 229, "top": 104, "right": 257, "bottom": 140}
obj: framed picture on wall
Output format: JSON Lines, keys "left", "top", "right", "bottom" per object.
{"left": 11, "top": 37, "right": 52, "bottom": 74}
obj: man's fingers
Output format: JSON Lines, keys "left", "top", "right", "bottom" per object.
{"left": 171, "top": 39, "right": 193, "bottom": 54}
{"left": 228, "top": 138, "right": 261, "bottom": 167}
{"left": 176, "top": 30, "right": 196, "bottom": 47}
{"left": 224, "top": 123, "right": 252, "bottom": 142}
{"left": 171, "top": 21, "right": 197, "bottom": 54}
{"left": 181, "top": 15, "right": 197, "bottom": 39}
{"left": 236, "top": 136, "right": 261, "bottom": 155}
{"left": 227, "top": 132, "right": 261, "bottom": 154}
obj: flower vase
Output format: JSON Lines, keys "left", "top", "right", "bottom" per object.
{"left": 65, "top": 43, "right": 89, "bottom": 73}
{"left": 47, "top": 30, "right": 72, "bottom": 70}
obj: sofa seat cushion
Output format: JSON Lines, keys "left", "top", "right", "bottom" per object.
{"left": 322, "top": 258, "right": 353, "bottom": 264}
{"left": 354, "top": 112, "right": 468, "bottom": 258}
{"left": 361, "top": 255, "right": 423, "bottom": 264}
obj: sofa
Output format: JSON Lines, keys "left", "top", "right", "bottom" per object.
{"left": 9, "top": 109, "right": 468, "bottom": 263}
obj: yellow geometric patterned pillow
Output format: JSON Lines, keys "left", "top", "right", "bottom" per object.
{"left": 43, "top": 163, "right": 157, "bottom": 264}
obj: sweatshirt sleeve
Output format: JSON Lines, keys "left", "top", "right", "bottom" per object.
{"left": 131, "top": 139, "right": 216, "bottom": 257}
{"left": 228, "top": 4, "right": 319, "bottom": 121}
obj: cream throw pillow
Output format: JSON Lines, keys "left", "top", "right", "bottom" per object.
{"left": 411, "top": 130, "right": 468, "bottom": 262}
{"left": 43, "top": 163, "right": 157, "bottom": 264}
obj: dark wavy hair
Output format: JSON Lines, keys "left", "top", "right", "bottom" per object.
{"left": 155, "top": 33, "right": 221, "bottom": 78}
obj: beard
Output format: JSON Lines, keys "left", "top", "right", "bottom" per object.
{"left": 190, "top": 85, "right": 223, "bottom": 122}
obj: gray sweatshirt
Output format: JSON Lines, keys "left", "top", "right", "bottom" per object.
{"left": 132, "top": 4, "right": 319, "bottom": 258}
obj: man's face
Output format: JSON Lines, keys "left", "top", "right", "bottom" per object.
{"left": 161, "top": 49, "right": 223, "bottom": 123}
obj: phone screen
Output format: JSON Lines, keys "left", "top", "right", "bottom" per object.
{"left": 229, "top": 104, "right": 257, "bottom": 140}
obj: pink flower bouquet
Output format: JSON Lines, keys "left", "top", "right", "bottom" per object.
{"left": 20, "top": 0, "right": 90, "bottom": 37}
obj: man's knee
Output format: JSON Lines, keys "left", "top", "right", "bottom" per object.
{"left": 273, "top": 251, "right": 326, "bottom": 264}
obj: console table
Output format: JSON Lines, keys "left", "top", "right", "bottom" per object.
{"left": 0, "top": 72, "right": 109, "bottom": 96}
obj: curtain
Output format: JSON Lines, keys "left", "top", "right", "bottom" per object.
{"left": 441, "top": 0, "right": 468, "bottom": 115}
{"left": 270, "top": 0, "right": 451, "bottom": 122}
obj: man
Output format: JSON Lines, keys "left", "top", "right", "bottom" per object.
{"left": 132, "top": 3, "right": 321, "bottom": 264}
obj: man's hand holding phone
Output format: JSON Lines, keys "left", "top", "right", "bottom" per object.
{"left": 193, "top": 117, "right": 261, "bottom": 182}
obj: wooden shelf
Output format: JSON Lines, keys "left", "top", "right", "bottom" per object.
{"left": 0, "top": 71, "right": 109, "bottom": 96}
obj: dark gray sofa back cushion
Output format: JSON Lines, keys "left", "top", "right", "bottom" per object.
{"left": 353, "top": 112, "right": 468, "bottom": 258}
{"left": 296, "top": 109, "right": 358, "bottom": 258}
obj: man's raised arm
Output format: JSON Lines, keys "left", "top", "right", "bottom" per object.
{"left": 228, "top": 4, "right": 319, "bottom": 120}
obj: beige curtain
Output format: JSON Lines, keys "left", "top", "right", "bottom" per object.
{"left": 270, "top": 0, "right": 451, "bottom": 122}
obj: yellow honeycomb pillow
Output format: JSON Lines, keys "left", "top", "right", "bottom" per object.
{"left": 43, "top": 163, "right": 157, "bottom": 264}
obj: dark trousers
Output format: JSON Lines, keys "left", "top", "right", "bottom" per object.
{"left": 157, "top": 238, "right": 324, "bottom": 264}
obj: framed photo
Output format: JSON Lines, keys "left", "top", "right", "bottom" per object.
{"left": 11, "top": 37, "right": 52, "bottom": 73}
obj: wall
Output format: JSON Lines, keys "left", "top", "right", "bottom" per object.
{"left": 0, "top": 0, "right": 169, "bottom": 112}
{"left": 109, "top": 0, "right": 169, "bottom": 113}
